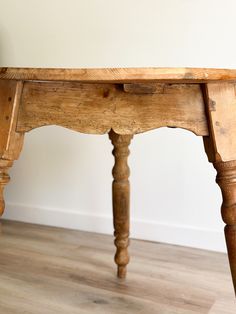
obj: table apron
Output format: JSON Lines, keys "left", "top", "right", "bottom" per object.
{"left": 15, "top": 81, "right": 209, "bottom": 136}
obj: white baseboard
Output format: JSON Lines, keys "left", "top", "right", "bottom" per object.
{"left": 3, "top": 202, "right": 226, "bottom": 253}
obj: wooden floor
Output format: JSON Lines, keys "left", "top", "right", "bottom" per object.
{"left": 0, "top": 220, "right": 235, "bottom": 314}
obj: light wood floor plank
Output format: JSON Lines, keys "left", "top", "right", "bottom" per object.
{"left": 0, "top": 220, "right": 235, "bottom": 313}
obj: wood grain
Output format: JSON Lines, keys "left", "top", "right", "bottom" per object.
{"left": 202, "top": 82, "right": 236, "bottom": 298}
{"left": 204, "top": 83, "right": 236, "bottom": 162}
{"left": 0, "top": 81, "right": 24, "bottom": 216}
{"left": 16, "top": 81, "right": 208, "bottom": 136}
{"left": 0, "top": 160, "right": 12, "bottom": 216}
{"left": 0, "top": 220, "right": 235, "bottom": 314}
{"left": 1, "top": 67, "right": 236, "bottom": 83}
{"left": 109, "top": 130, "right": 133, "bottom": 279}
{"left": 0, "top": 80, "right": 24, "bottom": 160}
{"left": 214, "top": 161, "right": 236, "bottom": 295}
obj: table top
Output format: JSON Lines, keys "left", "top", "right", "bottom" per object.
{"left": 1, "top": 67, "right": 236, "bottom": 83}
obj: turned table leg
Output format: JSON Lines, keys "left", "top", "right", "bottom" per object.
{"left": 0, "top": 160, "right": 13, "bottom": 216}
{"left": 0, "top": 80, "right": 25, "bottom": 217}
{"left": 214, "top": 161, "right": 236, "bottom": 293}
{"left": 203, "top": 82, "right": 236, "bottom": 295}
{"left": 109, "top": 130, "right": 133, "bottom": 278}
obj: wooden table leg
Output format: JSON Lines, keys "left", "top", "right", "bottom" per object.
{"left": 213, "top": 161, "right": 236, "bottom": 293}
{"left": 109, "top": 130, "right": 133, "bottom": 279}
{"left": 0, "top": 80, "right": 24, "bottom": 217}
{"left": 0, "top": 160, "right": 13, "bottom": 216}
{"left": 203, "top": 82, "right": 236, "bottom": 295}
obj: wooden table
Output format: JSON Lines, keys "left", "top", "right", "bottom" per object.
{"left": 1, "top": 67, "right": 236, "bottom": 296}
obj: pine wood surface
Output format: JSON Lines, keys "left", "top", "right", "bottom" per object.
{"left": 1, "top": 67, "right": 236, "bottom": 83}
{"left": 0, "top": 220, "right": 235, "bottom": 314}
{"left": 0, "top": 80, "right": 24, "bottom": 160}
{"left": 109, "top": 131, "right": 133, "bottom": 278}
{"left": 204, "top": 83, "right": 236, "bottom": 162}
{"left": 16, "top": 81, "right": 208, "bottom": 136}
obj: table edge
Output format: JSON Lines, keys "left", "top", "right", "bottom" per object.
{"left": 1, "top": 67, "right": 236, "bottom": 83}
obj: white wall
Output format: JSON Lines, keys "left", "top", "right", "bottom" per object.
{"left": 1, "top": 0, "right": 236, "bottom": 252}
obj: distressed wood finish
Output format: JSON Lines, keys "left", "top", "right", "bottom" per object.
{"left": 213, "top": 161, "right": 236, "bottom": 294}
{"left": 2, "top": 67, "right": 236, "bottom": 83}
{"left": 204, "top": 82, "right": 236, "bottom": 295}
{"left": 0, "top": 160, "right": 12, "bottom": 216}
{"left": 1, "top": 67, "right": 236, "bottom": 301}
{"left": 109, "top": 130, "right": 133, "bottom": 278}
{"left": 204, "top": 83, "right": 236, "bottom": 162}
{"left": 0, "top": 80, "right": 24, "bottom": 160}
{"left": 16, "top": 81, "right": 208, "bottom": 136}
{"left": 0, "top": 80, "right": 24, "bottom": 215}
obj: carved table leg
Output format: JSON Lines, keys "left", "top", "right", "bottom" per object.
{"left": 214, "top": 161, "right": 236, "bottom": 293}
{"left": 109, "top": 130, "right": 133, "bottom": 278}
{"left": 0, "top": 159, "right": 13, "bottom": 216}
